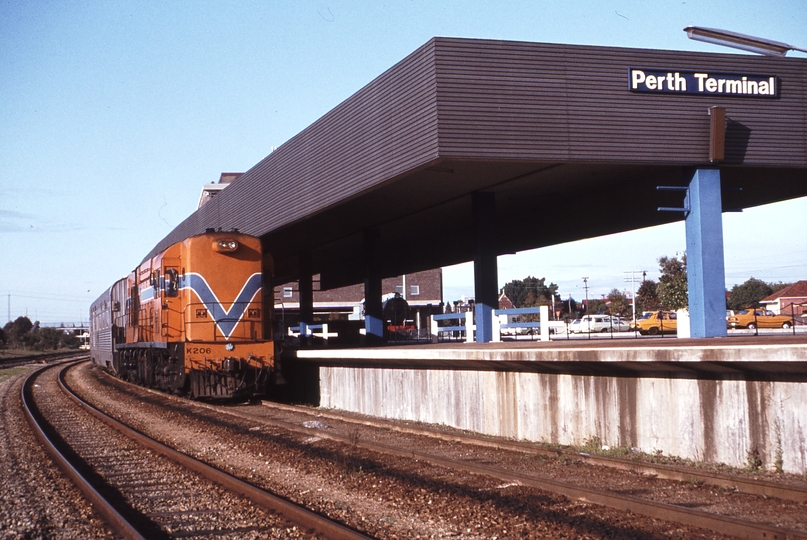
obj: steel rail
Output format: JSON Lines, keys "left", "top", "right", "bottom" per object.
{"left": 21, "top": 363, "right": 147, "bottom": 540}
{"left": 91, "top": 367, "right": 807, "bottom": 538}
{"left": 264, "top": 400, "right": 807, "bottom": 504}
{"left": 58, "top": 363, "right": 372, "bottom": 540}
{"left": 246, "top": 403, "right": 807, "bottom": 540}
{"left": 2, "top": 350, "right": 88, "bottom": 369}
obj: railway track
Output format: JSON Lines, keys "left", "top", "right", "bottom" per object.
{"left": 74, "top": 362, "right": 807, "bottom": 539}
{"left": 248, "top": 401, "right": 807, "bottom": 539}
{"left": 22, "top": 362, "right": 371, "bottom": 540}
{"left": 0, "top": 350, "right": 87, "bottom": 368}
{"left": 266, "top": 400, "right": 807, "bottom": 504}
{"left": 171, "top": 400, "right": 797, "bottom": 540}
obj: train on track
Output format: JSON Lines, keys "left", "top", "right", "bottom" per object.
{"left": 382, "top": 293, "right": 419, "bottom": 340}
{"left": 90, "top": 230, "right": 274, "bottom": 399}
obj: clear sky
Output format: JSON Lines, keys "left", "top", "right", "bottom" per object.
{"left": 2, "top": 0, "right": 806, "bottom": 323}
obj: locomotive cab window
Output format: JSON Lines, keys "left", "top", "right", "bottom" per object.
{"left": 165, "top": 268, "right": 179, "bottom": 297}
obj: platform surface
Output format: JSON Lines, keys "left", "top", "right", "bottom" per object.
{"left": 295, "top": 334, "right": 807, "bottom": 380}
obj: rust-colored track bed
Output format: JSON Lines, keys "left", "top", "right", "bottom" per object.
{"left": 71, "top": 362, "right": 807, "bottom": 539}
{"left": 248, "top": 401, "right": 807, "bottom": 540}
{"left": 23, "top": 361, "right": 371, "bottom": 539}
{"left": 267, "top": 400, "right": 807, "bottom": 504}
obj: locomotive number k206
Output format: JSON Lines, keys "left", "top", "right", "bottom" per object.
{"left": 90, "top": 231, "right": 275, "bottom": 400}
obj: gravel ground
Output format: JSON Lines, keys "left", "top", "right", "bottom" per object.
{"left": 68, "top": 362, "right": 775, "bottom": 539}
{"left": 0, "top": 366, "right": 116, "bottom": 540}
{"left": 35, "top": 364, "right": 327, "bottom": 539}
{"left": 7, "top": 360, "right": 804, "bottom": 539}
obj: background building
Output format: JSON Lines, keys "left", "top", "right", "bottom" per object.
{"left": 274, "top": 269, "right": 443, "bottom": 341}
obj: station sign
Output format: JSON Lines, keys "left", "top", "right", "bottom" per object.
{"left": 629, "top": 68, "right": 778, "bottom": 98}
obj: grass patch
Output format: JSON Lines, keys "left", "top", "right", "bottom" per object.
{"left": 0, "top": 366, "right": 34, "bottom": 384}
{"left": 0, "top": 349, "right": 51, "bottom": 360}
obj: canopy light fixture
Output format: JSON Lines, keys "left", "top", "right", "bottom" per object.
{"left": 684, "top": 26, "right": 807, "bottom": 57}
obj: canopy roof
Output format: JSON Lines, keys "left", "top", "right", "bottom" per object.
{"left": 144, "top": 37, "right": 807, "bottom": 288}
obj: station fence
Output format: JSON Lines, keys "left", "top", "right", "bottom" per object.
{"left": 429, "top": 306, "right": 562, "bottom": 343}
{"left": 288, "top": 309, "right": 805, "bottom": 345}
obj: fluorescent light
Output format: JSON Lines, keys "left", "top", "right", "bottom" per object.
{"left": 684, "top": 26, "right": 807, "bottom": 57}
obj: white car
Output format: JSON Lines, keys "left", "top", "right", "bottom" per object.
{"left": 573, "top": 315, "right": 629, "bottom": 333}
{"left": 613, "top": 317, "right": 632, "bottom": 332}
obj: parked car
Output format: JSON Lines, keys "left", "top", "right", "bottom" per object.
{"left": 614, "top": 317, "right": 632, "bottom": 332}
{"left": 569, "top": 319, "right": 582, "bottom": 333}
{"left": 573, "top": 314, "right": 628, "bottom": 333}
{"left": 633, "top": 311, "right": 678, "bottom": 335}
{"left": 727, "top": 309, "right": 793, "bottom": 329}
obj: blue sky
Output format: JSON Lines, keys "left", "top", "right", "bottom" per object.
{"left": 2, "top": 0, "right": 806, "bottom": 323}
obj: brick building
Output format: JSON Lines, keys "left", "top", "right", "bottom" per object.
{"left": 273, "top": 269, "right": 443, "bottom": 335}
{"left": 760, "top": 280, "right": 807, "bottom": 318}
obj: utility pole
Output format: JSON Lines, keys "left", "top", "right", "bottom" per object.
{"left": 624, "top": 270, "right": 645, "bottom": 326}
{"left": 581, "top": 277, "right": 589, "bottom": 314}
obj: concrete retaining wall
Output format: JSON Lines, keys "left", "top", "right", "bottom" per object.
{"left": 320, "top": 367, "right": 807, "bottom": 474}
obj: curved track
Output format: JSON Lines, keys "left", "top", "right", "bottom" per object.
{"left": 244, "top": 403, "right": 807, "bottom": 540}
{"left": 23, "top": 362, "right": 371, "bottom": 539}
{"left": 21, "top": 362, "right": 145, "bottom": 539}
{"left": 267, "top": 400, "right": 807, "bottom": 504}
{"left": 69, "top": 362, "right": 807, "bottom": 538}
{"left": 1, "top": 350, "right": 87, "bottom": 368}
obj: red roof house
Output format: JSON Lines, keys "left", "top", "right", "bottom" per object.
{"left": 760, "top": 281, "right": 807, "bottom": 317}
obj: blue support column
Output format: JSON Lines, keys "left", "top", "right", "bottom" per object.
{"left": 298, "top": 252, "right": 313, "bottom": 345}
{"left": 685, "top": 169, "right": 728, "bottom": 338}
{"left": 363, "top": 230, "right": 384, "bottom": 345}
{"left": 472, "top": 192, "right": 497, "bottom": 343}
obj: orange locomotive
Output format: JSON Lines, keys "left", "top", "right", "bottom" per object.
{"left": 90, "top": 230, "right": 274, "bottom": 399}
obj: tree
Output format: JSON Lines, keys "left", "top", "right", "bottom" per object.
{"left": 59, "top": 331, "right": 81, "bottom": 349}
{"left": 38, "top": 327, "right": 64, "bottom": 350}
{"left": 501, "top": 276, "right": 559, "bottom": 308}
{"left": 657, "top": 255, "right": 687, "bottom": 310}
{"left": 4, "top": 316, "right": 34, "bottom": 349}
{"left": 635, "top": 280, "right": 660, "bottom": 314}
{"left": 606, "top": 289, "right": 631, "bottom": 318}
{"left": 0, "top": 316, "right": 81, "bottom": 350}
{"left": 727, "top": 278, "right": 773, "bottom": 311}
{"left": 560, "top": 297, "right": 578, "bottom": 319}
{"left": 586, "top": 299, "right": 607, "bottom": 315}
{"left": 769, "top": 282, "right": 792, "bottom": 294}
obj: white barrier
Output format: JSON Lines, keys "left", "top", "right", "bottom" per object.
{"left": 492, "top": 305, "right": 551, "bottom": 342}
{"left": 429, "top": 312, "right": 474, "bottom": 343}
{"left": 287, "top": 323, "right": 338, "bottom": 344}
{"left": 429, "top": 306, "right": 566, "bottom": 343}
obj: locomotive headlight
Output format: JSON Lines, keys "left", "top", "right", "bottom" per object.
{"left": 225, "top": 342, "right": 235, "bottom": 351}
{"left": 213, "top": 239, "right": 239, "bottom": 252}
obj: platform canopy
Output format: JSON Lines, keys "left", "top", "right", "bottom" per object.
{"left": 145, "top": 37, "right": 807, "bottom": 289}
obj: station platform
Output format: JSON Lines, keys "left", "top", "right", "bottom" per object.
{"left": 290, "top": 335, "right": 807, "bottom": 475}
{"left": 295, "top": 335, "right": 807, "bottom": 380}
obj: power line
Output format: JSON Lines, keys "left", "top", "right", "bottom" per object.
{"left": 6, "top": 293, "right": 93, "bottom": 303}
